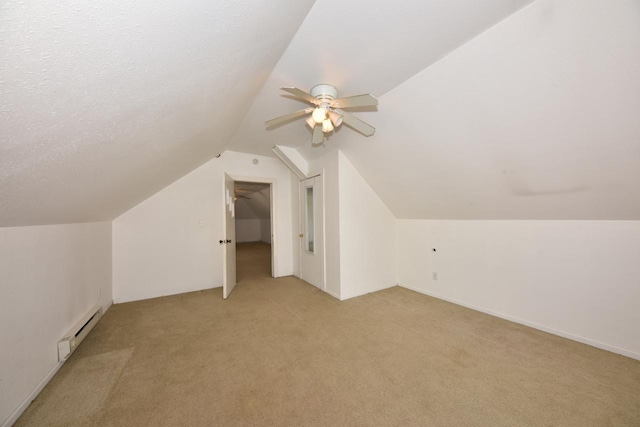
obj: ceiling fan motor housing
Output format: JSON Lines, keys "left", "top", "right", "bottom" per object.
{"left": 311, "top": 84, "right": 338, "bottom": 100}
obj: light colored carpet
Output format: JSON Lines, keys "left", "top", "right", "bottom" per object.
{"left": 15, "top": 348, "right": 133, "bottom": 426}
{"left": 16, "top": 242, "right": 640, "bottom": 426}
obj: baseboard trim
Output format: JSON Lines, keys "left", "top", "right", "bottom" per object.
{"left": 103, "top": 299, "right": 113, "bottom": 314}
{"left": 339, "top": 283, "right": 397, "bottom": 301}
{"left": 114, "top": 285, "right": 222, "bottom": 304}
{"left": 399, "top": 284, "right": 640, "bottom": 362}
{"left": 324, "top": 288, "right": 341, "bottom": 300}
{"left": 1, "top": 361, "right": 63, "bottom": 427}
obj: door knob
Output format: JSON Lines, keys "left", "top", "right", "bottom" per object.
{"left": 226, "top": 239, "right": 232, "bottom": 243}
{"left": 219, "top": 240, "right": 224, "bottom": 244}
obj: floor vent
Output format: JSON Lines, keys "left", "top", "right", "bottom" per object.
{"left": 57, "top": 306, "right": 102, "bottom": 361}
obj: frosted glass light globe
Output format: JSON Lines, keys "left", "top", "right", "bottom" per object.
{"left": 312, "top": 107, "right": 327, "bottom": 124}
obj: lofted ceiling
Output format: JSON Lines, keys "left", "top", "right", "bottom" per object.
{"left": 232, "top": 0, "right": 640, "bottom": 220}
{"left": 234, "top": 182, "right": 270, "bottom": 220}
{"left": 229, "top": 0, "right": 537, "bottom": 159}
{"left": 0, "top": 0, "right": 314, "bottom": 226}
{"left": 337, "top": 0, "right": 640, "bottom": 219}
{"left": 2, "top": 0, "right": 638, "bottom": 226}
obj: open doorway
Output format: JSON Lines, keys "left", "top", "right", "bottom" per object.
{"left": 234, "top": 181, "right": 274, "bottom": 283}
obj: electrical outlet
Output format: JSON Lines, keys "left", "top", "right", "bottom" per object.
{"left": 432, "top": 272, "right": 438, "bottom": 280}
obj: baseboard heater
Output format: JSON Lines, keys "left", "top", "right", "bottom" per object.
{"left": 57, "top": 305, "right": 102, "bottom": 361}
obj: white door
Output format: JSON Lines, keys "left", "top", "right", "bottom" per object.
{"left": 300, "top": 174, "right": 324, "bottom": 290}
{"left": 223, "top": 173, "right": 237, "bottom": 299}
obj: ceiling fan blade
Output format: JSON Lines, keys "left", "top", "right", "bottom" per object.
{"left": 312, "top": 125, "right": 324, "bottom": 146}
{"left": 281, "top": 87, "right": 321, "bottom": 105}
{"left": 331, "top": 94, "right": 378, "bottom": 109}
{"left": 338, "top": 110, "right": 376, "bottom": 136}
{"left": 265, "top": 108, "right": 313, "bottom": 128}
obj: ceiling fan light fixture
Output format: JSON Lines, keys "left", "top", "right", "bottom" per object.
{"left": 305, "top": 115, "right": 316, "bottom": 129}
{"left": 312, "top": 107, "right": 327, "bottom": 124}
{"left": 322, "top": 119, "right": 334, "bottom": 133}
{"left": 329, "top": 111, "right": 343, "bottom": 127}
{"left": 265, "top": 85, "right": 378, "bottom": 144}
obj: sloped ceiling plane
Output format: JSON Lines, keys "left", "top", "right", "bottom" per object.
{"left": 2, "top": 0, "right": 639, "bottom": 225}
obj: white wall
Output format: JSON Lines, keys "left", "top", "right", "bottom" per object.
{"left": 338, "top": 151, "right": 397, "bottom": 299}
{"left": 0, "top": 222, "right": 112, "bottom": 426}
{"left": 397, "top": 220, "right": 640, "bottom": 360}
{"left": 235, "top": 186, "right": 272, "bottom": 244}
{"left": 302, "top": 149, "right": 398, "bottom": 300}
{"left": 236, "top": 219, "right": 262, "bottom": 243}
{"left": 235, "top": 219, "right": 271, "bottom": 243}
{"left": 113, "top": 151, "right": 294, "bottom": 303}
{"left": 112, "top": 160, "right": 219, "bottom": 303}
{"left": 308, "top": 150, "right": 341, "bottom": 299}
{"left": 260, "top": 218, "right": 271, "bottom": 243}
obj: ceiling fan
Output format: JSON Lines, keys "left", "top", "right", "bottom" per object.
{"left": 265, "top": 84, "right": 378, "bottom": 146}
{"left": 234, "top": 189, "right": 251, "bottom": 200}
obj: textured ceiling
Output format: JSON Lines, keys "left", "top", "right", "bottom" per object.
{"left": 235, "top": 182, "right": 270, "bottom": 220}
{"left": 338, "top": 0, "right": 640, "bottom": 219}
{"left": 3, "top": 0, "right": 637, "bottom": 225}
{"left": 0, "top": 0, "right": 314, "bottom": 226}
{"left": 232, "top": 0, "right": 640, "bottom": 220}
{"left": 228, "top": 0, "right": 536, "bottom": 158}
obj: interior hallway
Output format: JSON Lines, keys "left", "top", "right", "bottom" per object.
{"left": 235, "top": 241, "right": 273, "bottom": 284}
{"left": 14, "top": 243, "right": 640, "bottom": 426}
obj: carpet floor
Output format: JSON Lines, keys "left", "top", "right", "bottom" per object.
{"left": 16, "top": 242, "right": 640, "bottom": 426}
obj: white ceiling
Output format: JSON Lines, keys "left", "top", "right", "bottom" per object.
{"left": 0, "top": 0, "right": 314, "bottom": 226}
{"left": 232, "top": 0, "right": 640, "bottom": 220}
{"left": 338, "top": 0, "right": 640, "bottom": 219}
{"left": 229, "top": 0, "right": 536, "bottom": 158}
{"left": 2, "top": 0, "right": 638, "bottom": 225}
{"left": 234, "top": 182, "right": 270, "bottom": 220}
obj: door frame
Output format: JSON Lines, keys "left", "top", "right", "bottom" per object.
{"left": 228, "top": 174, "right": 278, "bottom": 278}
